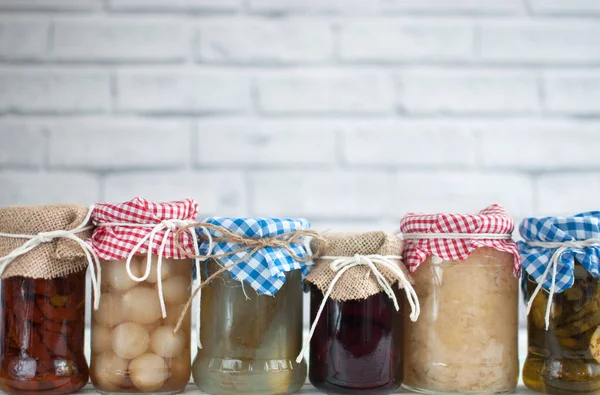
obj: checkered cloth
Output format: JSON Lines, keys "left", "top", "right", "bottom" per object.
{"left": 90, "top": 197, "right": 199, "bottom": 260}
{"left": 400, "top": 204, "right": 520, "bottom": 274}
{"left": 519, "top": 212, "right": 600, "bottom": 293}
{"left": 197, "top": 217, "right": 313, "bottom": 296}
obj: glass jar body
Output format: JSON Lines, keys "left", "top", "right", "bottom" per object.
{"left": 90, "top": 257, "right": 192, "bottom": 395}
{"left": 523, "top": 264, "right": 600, "bottom": 394}
{"left": 192, "top": 260, "right": 306, "bottom": 395}
{"left": 308, "top": 285, "right": 403, "bottom": 394}
{"left": 402, "top": 247, "right": 519, "bottom": 394}
{"left": 0, "top": 270, "right": 89, "bottom": 395}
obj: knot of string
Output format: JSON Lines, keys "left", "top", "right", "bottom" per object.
{"left": 0, "top": 206, "right": 103, "bottom": 310}
{"left": 37, "top": 230, "right": 70, "bottom": 243}
{"left": 525, "top": 238, "right": 600, "bottom": 330}
{"left": 161, "top": 219, "right": 178, "bottom": 232}
{"left": 172, "top": 222, "right": 327, "bottom": 341}
{"left": 295, "top": 253, "right": 420, "bottom": 364}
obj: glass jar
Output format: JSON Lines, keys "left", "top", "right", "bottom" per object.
{"left": 523, "top": 263, "right": 600, "bottom": 394}
{"left": 192, "top": 259, "right": 306, "bottom": 395}
{"left": 90, "top": 256, "right": 192, "bottom": 395}
{"left": 308, "top": 285, "right": 403, "bottom": 394}
{"left": 402, "top": 247, "right": 519, "bottom": 394}
{"left": 0, "top": 270, "right": 89, "bottom": 395}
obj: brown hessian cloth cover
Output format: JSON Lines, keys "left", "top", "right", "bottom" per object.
{"left": 0, "top": 204, "right": 92, "bottom": 279}
{"left": 305, "top": 231, "right": 410, "bottom": 301}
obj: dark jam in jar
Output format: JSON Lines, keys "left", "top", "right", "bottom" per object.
{"left": 0, "top": 270, "right": 89, "bottom": 395}
{"left": 308, "top": 284, "right": 403, "bottom": 395}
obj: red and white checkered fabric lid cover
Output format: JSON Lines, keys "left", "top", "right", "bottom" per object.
{"left": 90, "top": 197, "right": 199, "bottom": 260}
{"left": 400, "top": 204, "right": 521, "bottom": 275}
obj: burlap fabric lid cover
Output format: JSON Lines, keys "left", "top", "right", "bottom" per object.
{"left": 0, "top": 204, "right": 92, "bottom": 279}
{"left": 305, "top": 231, "right": 409, "bottom": 301}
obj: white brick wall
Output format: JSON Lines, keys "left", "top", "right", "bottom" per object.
{"left": 51, "top": 18, "right": 189, "bottom": 63}
{"left": 251, "top": 170, "right": 393, "bottom": 218}
{"left": 530, "top": 0, "right": 600, "bottom": 15}
{"left": 108, "top": 0, "right": 241, "bottom": 12}
{"left": 0, "top": 171, "right": 100, "bottom": 205}
{"left": 0, "top": 0, "right": 102, "bottom": 11}
{"left": 195, "top": 118, "right": 337, "bottom": 166}
{"left": 0, "top": 18, "right": 49, "bottom": 60}
{"left": 479, "top": 21, "right": 600, "bottom": 64}
{"left": 1, "top": 2, "right": 599, "bottom": 232}
{"left": 543, "top": 71, "right": 600, "bottom": 116}
{"left": 393, "top": 171, "right": 535, "bottom": 218}
{"left": 479, "top": 120, "right": 600, "bottom": 170}
{"left": 46, "top": 118, "right": 192, "bottom": 169}
{"left": 196, "top": 19, "right": 334, "bottom": 63}
{"left": 256, "top": 69, "right": 395, "bottom": 114}
{"left": 338, "top": 20, "right": 473, "bottom": 62}
{"left": 537, "top": 173, "right": 600, "bottom": 216}
{"left": 341, "top": 120, "right": 478, "bottom": 167}
{"left": 247, "top": 0, "right": 379, "bottom": 14}
{"left": 0, "top": 121, "right": 46, "bottom": 167}
{"left": 104, "top": 171, "right": 247, "bottom": 215}
{"left": 0, "top": 69, "right": 110, "bottom": 113}
{"left": 397, "top": 69, "right": 540, "bottom": 114}
{"left": 116, "top": 69, "right": 252, "bottom": 114}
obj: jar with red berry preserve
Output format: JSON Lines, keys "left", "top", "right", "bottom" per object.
{"left": 299, "top": 231, "right": 419, "bottom": 395}
{"left": 0, "top": 204, "right": 95, "bottom": 395}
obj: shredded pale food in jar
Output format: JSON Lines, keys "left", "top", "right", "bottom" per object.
{"left": 403, "top": 247, "right": 519, "bottom": 394}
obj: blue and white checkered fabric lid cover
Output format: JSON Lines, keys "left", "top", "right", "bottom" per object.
{"left": 519, "top": 212, "right": 600, "bottom": 293}
{"left": 196, "top": 217, "right": 313, "bottom": 296}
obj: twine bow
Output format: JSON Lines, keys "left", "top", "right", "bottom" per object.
{"left": 525, "top": 238, "right": 600, "bottom": 330}
{"left": 295, "top": 253, "right": 420, "bottom": 363}
{"left": 0, "top": 206, "right": 103, "bottom": 309}
{"left": 172, "top": 222, "right": 326, "bottom": 337}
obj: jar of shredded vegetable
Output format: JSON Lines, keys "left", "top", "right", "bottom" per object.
{"left": 400, "top": 205, "right": 521, "bottom": 394}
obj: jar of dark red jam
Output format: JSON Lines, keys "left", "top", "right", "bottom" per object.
{"left": 302, "top": 232, "right": 417, "bottom": 395}
{"left": 308, "top": 285, "right": 404, "bottom": 394}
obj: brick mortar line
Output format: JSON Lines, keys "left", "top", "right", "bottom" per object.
{"left": 2, "top": 9, "right": 600, "bottom": 20}
{"left": 2, "top": 113, "right": 599, "bottom": 119}
{"left": 3, "top": 63, "right": 600, "bottom": 71}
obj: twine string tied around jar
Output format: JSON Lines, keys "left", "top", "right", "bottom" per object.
{"left": 295, "top": 253, "right": 420, "bottom": 364}
{"left": 0, "top": 205, "right": 103, "bottom": 310}
{"left": 525, "top": 238, "right": 600, "bottom": 330}
{"left": 402, "top": 232, "right": 513, "bottom": 240}
{"left": 172, "top": 222, "right": 327, "bottom": 342}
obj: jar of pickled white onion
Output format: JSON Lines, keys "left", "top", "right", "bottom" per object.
{"left": 89, "top": 198, "right": 199, "bottom": 395}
